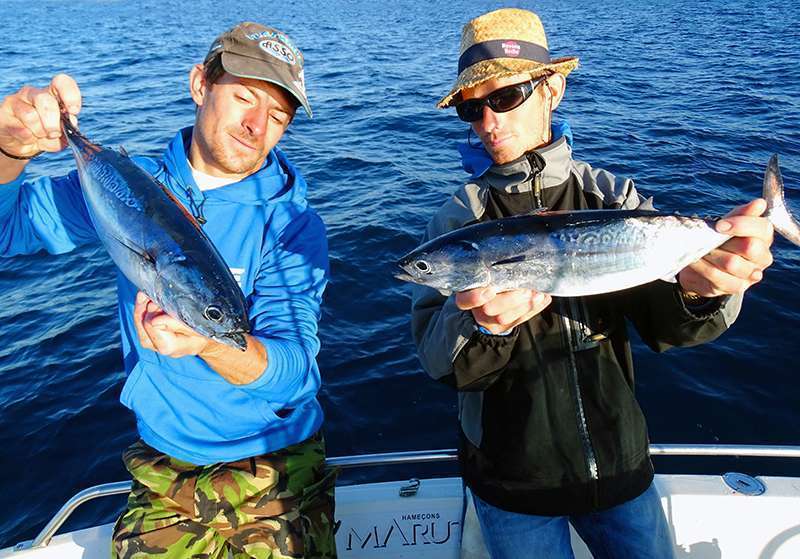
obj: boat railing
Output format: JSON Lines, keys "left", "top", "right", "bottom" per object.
{"left": 14, "top": 443, "right": 800, "bottom": 552}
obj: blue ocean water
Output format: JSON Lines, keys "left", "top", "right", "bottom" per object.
{"left": 1, "top": 0, "right": 799, "bottom": 548}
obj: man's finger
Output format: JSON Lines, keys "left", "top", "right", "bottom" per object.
{"left": 455, "top": 286, "right": 496, "bottom": 311}
{"left": 715, "top": 215, "right": 774, "bottom": 243}
{"left": 480, "top": 289, "right": 534, "bottom": 317}
{"left": 699, "top": 247, "right": 758, "bottom": 281}
{"left": 133, "top": 294, "right": 156, "bottom": 350}
{"left": 496, "top": 292, "right": 552, "bottom": 326}
{"left": 8, "top": 93, "right": 47, "bottom": 141}
{"left": 721, "top": 198, "right": 767, "bottom": 220}
{"left": 50, "top": 74, "right": 81, "bottom": 115}
{"left": 141, "top": 307, "right": 168, "bottom": 349}
{"left": 149, "top": 312, "right": 194, "bottom": 335}
{"left": 683, "top": 258, "right": 752, "bottom": 296}
{"left": 714, "top": 237, "right": 774, "bottom": 270}
{"left": 133, "top": 291, "right": 151, "bottom": 313}
{"left": 32, "top": 90, "right": 61, "bottom": 139}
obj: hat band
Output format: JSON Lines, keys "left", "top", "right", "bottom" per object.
{"left": 458, "top": 39, "right": 551, "bottom": 74}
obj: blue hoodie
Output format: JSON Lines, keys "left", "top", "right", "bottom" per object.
{"left": 0, "top": 128, "right": 329, "bottom": 465}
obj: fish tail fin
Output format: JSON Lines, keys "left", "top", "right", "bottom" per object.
{"left": 763, "top": 154, "right": 800, "bottom": 247}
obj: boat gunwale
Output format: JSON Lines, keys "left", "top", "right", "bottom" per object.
{"left": 12, "top": 443, "right": 800, "bottom": 552}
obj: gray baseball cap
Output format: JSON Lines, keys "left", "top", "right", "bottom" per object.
{"left": 205, "top": 22, "right": 311, "bottom": 118}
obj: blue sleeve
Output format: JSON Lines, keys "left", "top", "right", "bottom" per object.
{"left": 0, "top": 170, "right": 97, "bottom": 256}
{"left": 243, "top": 205, "right": 329, "bottom": 405}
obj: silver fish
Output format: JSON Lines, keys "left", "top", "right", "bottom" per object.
{"left": 61, "top": 110, "right": 250, "bottom": 350}
{"left": 397, "top": 155, "right": 800, "bottom": 296}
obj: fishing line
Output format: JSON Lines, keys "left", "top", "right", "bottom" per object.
{"left": 528, "top": 77, "right": 553, "bottom": 211}
{"left": 543, "top": 76, "right": 553, "bottom": 147}
{"left": 467, "top": 127, "right": 481, "bottom": 148}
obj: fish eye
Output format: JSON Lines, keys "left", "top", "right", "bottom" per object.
{"left": 414, "top": 260, "right": 432, "bottom": 274}
{"left": 203, "top": 305, "right": 224, "bottom": 323}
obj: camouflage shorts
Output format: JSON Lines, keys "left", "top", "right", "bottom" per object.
{"left": 112, "top": 433, "right": 337, "bottom": 559}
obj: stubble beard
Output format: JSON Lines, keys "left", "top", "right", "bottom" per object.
{"left": 207, "top": 127, "right": 267, "bottom": 176}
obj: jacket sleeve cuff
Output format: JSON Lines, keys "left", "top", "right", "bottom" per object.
{"left": 241, "top": 335, "right": 310, "bottom": 396}
{"left": 476, "top": 324, "right": 516, "bottom": 336}
{"left": 673, "top": 283, "right": 728, "bottom": 319}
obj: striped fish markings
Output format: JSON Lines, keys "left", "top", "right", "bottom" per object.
{"left": 61, "top": 110, "right": 250, "bottom": 350}
{"left": 397, "top": 156, "right": 800, "bottom": 296}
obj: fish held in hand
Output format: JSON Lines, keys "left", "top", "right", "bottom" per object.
{"left": 61, "top": 108, "right": 250, "bottom": 350}
{"left": 397, "top": 155, "right": 800, "bottom": 296}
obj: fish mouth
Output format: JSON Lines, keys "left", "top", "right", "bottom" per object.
{"left": 394, "top": 272, "right": 420, "bottom": 284}
{"left": 219, "top": 331, "right": 248, "bottom": 352}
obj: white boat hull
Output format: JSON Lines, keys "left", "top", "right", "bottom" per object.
{"left": 4, "top": 473, "right": 800, "bottom": 558}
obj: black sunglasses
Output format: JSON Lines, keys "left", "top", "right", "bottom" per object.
{"left": 455, "top": 76, "right": 549, "bottom": 123}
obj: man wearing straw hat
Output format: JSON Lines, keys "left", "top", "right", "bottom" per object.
{"left": 412, "top": 8, "right": 775, "bottom": 558}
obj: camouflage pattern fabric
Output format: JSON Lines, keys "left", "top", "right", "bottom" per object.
{"left": 112, "top": 432, "right": 337, "bottom": 559}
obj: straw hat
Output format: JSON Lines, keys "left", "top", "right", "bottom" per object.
{"left": 438, "top": 8, "right": 579, "bottom": 109}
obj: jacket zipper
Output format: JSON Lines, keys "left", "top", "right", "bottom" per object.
{"left": 527, "top": 150, "right": 599, "bottom": 496}
{"left": 559, "top": 300, "right": 599, "bottom": 489}
{"left": 526, "top": 151, "right": 546, "bottom": 209}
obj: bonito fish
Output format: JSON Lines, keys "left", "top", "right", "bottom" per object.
{"left": 397, "top": 155, "right": 800, "bottom": 296}
{"left": 61, "top": 109, "right": 250, "bottom": 350}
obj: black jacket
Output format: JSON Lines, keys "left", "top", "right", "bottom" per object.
{"left": 411, "top": 138, "right": 742, "bottom": 515}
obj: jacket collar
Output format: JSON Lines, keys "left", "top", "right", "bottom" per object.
{"left": 459, "top": 119, "right": 573, "bottom": 180}
{"left": 480, "top": 135, "right": 573, "bottom": 194}
{"left": 161, "top": 127, "right": 306, "bottom": 206}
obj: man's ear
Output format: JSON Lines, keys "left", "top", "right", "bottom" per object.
{"left": 189, "top": 64, "right": 207, "bottom": 107}
{"left": 546, "top": 73, "right": 567, "bottom": 111}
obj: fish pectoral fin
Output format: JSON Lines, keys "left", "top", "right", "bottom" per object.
{"left": 109, "top": 233, "right": 156, "bottom": 266}
{"left": 490, "top": 254, "right": 530, "bottom": 267}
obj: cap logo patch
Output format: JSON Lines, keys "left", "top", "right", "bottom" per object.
{"left": 259, "top": 39, "right": 297, "bottom": 65}
{"left": 501, "top": 41, "right": 521, "bottom": 57}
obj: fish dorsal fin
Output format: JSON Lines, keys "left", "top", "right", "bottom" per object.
{"left": 119, "top": 145, "right": 129, "bottom": 157}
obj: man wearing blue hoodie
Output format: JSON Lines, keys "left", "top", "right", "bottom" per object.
{"left": 0, "top": 22, "right": 336, "bottom": 559}
{"left": 412, "top": 8, "right": 775, "bottom": 559}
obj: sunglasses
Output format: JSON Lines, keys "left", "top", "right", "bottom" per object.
{"left": 455, "top": 76, "right": 549, "bottom": 123}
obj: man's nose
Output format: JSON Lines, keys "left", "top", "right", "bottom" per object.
{"left": 242, "top": 107, "right": 268, "bottom": 137}
{"left": 478, "top": 105, "right": 501, "bottom": 133}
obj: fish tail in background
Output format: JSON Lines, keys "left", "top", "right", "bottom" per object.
{"left": 763, "top": 154, "right": 800, "bottom": 247}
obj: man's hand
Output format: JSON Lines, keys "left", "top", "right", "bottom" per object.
{"left": 133, "top": 292, "right": 213, "bottom": 358}
{"left": 0, "top": 74, "right": 81, "bottom": 160}
{"left": 456, "top": 286, "right": 552, "bottom": 335}
{"left": 133, "top": 292, "right": 267, "bottom": 384}
{"left": 678, "top": 199, "right": 775, "bottom": 298}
